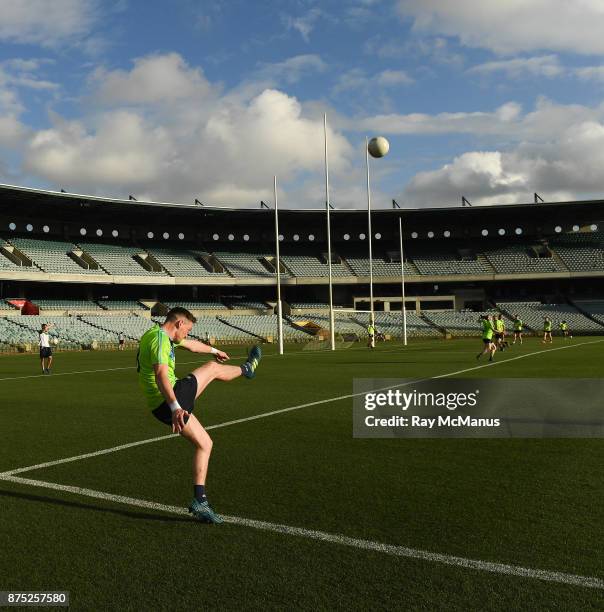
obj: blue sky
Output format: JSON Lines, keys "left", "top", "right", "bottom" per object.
{"left": 3, "top": 0, "right": 604, "bottom": 209}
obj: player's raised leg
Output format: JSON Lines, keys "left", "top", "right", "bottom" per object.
{"left": 191, "top": 345, "right": 262, "bottom": 396}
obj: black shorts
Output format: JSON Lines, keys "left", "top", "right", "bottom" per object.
{"left": 152, "top": 374, "right": 198, "bottom": 426}
{"left": 119, "top": 339, "right": 125, "bottom": 344}
{"left": 482, "top": 338, "right": 492, "bottom": 344}
{"left": 40, "top": 347, "right": 52, "bottom": 358}
{"left": 514, "top": 330, "right": 522, "bottom": 334}
{"left": 495, "top": 333, "right": 503, "bottom": 340}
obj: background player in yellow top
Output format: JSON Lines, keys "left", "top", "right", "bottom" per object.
{"left": 137, "top": 307, "right": 261, "bottom": 524}
{"left": 476, "top": 314, "right": 496, "bottom": 362}
{"left": 559, "top": 320, "right": 572, "bottom": 339}
{"left": 494, "top": 313, "right": 508, "bottom": 351}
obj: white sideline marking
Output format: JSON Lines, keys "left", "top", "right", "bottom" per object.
{"left": 1, "top": 474, "right": 602, "bottom": 590}
{"left": 2, "top": 337, "right": 602, "bottom": 478}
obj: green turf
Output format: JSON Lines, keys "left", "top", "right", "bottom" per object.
{"left": 1, "top": 338, "right": 603, "bottom": 610}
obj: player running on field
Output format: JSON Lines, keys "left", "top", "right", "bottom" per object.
{"left": 512, "top": 315, "right": 523, "bottom": 345}
{"left": 39, "top": 323, "right": 54, "bottom": 374}
{"left": 137, "top": 307, "right": 262, "bottom": 524}
{"left": 542, "top": 317, "right": 553, "bottom": 343}
{"left": 476, "top": 314, "right": 496, "bottom": 362}
{"left": 559, "top": 320, "right": 571, "bottom": 339}
{"left": 494, "top": 314, "right": 508, "bottom": 351}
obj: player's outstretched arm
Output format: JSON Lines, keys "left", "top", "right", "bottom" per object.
{"left": 180, "top": 338, "right": 229, "bottom": 362}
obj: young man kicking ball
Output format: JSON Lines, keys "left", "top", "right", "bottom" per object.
{"left": 137, "top": 307, "right": 261, "bottom": 524}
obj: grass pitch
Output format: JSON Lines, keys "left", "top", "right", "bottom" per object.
{"left": 1, "top": 338, "right": 603, "bottom": 610}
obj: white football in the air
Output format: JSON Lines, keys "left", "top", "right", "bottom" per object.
{"left": 368, "top": 136, "right": 390, "bottom": 158}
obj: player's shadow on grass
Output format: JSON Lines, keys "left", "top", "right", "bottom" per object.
{"left": 0, "top": 488, "right": 190, "bottom": 524}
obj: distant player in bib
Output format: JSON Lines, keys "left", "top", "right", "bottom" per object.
{"left": 39, "top": 323, "right": 54, "bottom": 374}
{"left": 542, "top": 317, "right": 553, "bottom": 343}
{"left": 559, "top": 321, "right": 571, "bottom": 339}
{"left": 512, "top": 315, "right": 523, "bottom": 345}
{"left": 476, "top": 314, "right": 496, "bottom": 362}
{"left": 494, "top": 314, "right": 508, "bottom": 351}
{"left": 137, "top": 307, "right": 262, "bottom": 524}
{"left": 367, "top": 321, "right": 375, "bottom": 349}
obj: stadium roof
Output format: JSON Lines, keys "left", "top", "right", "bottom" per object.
{"left": 0, "top": 182, "right": 602, "bottom": 238}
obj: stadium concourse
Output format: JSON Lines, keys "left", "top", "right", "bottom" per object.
{"left": 0, "top": 182, "right": 603, "bottom": 351}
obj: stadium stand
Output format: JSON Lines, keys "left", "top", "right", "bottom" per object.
{"left": 0, "top": 316, "right": 42, "bottom": 346}
{"left": 0, "top": 184, "right": 602, "bottom": 352}
{"left": 496, "top": 301, "right": 604, "bottom": 333}
{"left": 351, "top": 310, "right": 442, "bottom": 338}
{"left": 5, "top": 315, "right": 111, "bottom": 347}
{"left": 290, "top": 302, "right": 330, "bottom": 310}
{"left": 80, "top": 315, "right": 155, "bottom": 340}
{"left": 98, "top": 300, "right": 149, "bottom": 311}
{"left": 189, "top": 316, "right": 257, "bottom": 342}
{"left": 344, "top": 256, "right": 419, "bottom": 277}
{"left": 213, "top": 251, "right": 280, "bottom": 278}
{"left": 78, "top": 243, "right": 168, "bottom": 276}
{"left": 8, "top": 237, "right": 107, "bottom": 275}
{"left": 292, "top": 312, "right": 367, "bottom": 335}
{"left": 161, "top": 300, "right": 225, "bottom": 311}
{"left": 279, "top": 254, "right": 352, "bottom": 277}
{"left": 0, "top": 239, "right": 30, "bottom": 270}
{"left": 422, "top": 310, "right": 501, "bottom": 336}
{"left": 218, "top": 314, "right": 309, "bottom": 341}
{"left": 225, "top": 299, "right": 269, "bottom": 310}
{"left": 550, "top": 231, "right": 604, "bottom": 271}
{"left": 573, "top": 300, "right": 604, "bottom": 325}
{"left": 483, "top": 245, "right": 566, "bottom": 274}
{"left": 34, "top": 299, "right": 104, "bottom": 312}
{"left": 411, "top": 250, "right": 492, "bottom": 276}
{"left": 147, "top": 247, "right": 225, "bottom": 277}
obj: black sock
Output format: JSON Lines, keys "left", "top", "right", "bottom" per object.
{"left": 194, "top": 485, "right": 206, "bottom": 502}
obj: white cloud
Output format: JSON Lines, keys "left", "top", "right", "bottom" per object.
{"left": 468, "top": 55, "right": 563, "bottom": 79}
{"left": 575, "top": 66, "right": 604, "bottom": 83}
{"left": 285, "top": 8, "right": 323, "bottom": 42}
{"left": 22, "top": 53, "right": 354, "bottom": 206}
{"left": 350, "top": 97, "right": 604, "bottom": 145}
{"left": 255, "top": 55, "right": 327, "bottom": 85}
{"left": 365, "top": 35, "right": 464, "bottom": 66}
{"left": 403, "top": 119, "right": 604, "bottom": 206}
{"left": 0, "top": 58, "right": 58, "bottom": 92}
{"left": 351, "top": 102, "right": 523, "bottom": 135}
{"left": 333, "top": 67, "right": 413, "bottom": 95}
{"left": 0, "top": 0, "right": 98, "bottom": 47}
{"left": 376, "top": 70, "right": 414, "bottom": 86}
{"left": 0, "top": 114, "right": 27, "bottom": 147}
{"left": 0, "top": 59, "right": 52, "bottom": 147}
{"left": 397, "top": 0, "right": 604, "bottom": 56}
{"left": 91, "top": 53, "right": 213, "bottom": 106}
